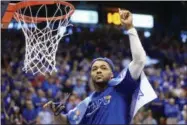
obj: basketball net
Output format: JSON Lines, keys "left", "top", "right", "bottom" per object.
{"left": 14, "top": 2, "right": 74, "bottom": 75}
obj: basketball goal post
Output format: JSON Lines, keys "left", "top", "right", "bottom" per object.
{"left": 1, "top": 1, "right": 75, "bottom": 75}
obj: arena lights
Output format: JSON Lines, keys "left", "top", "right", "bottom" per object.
{"left": 145, "top": 56, "right": 159, "bottom": 66}
{"left": 68, "top": 28, "right": 73, "bottom": 34}
{"left": 144, "top": 31, "right": 151, "bottom": 38}
{"left": 8, "top": 22, "right": 36, "bottom": 30}
{"left": 123, "top": 30, "right": 128, "bottom": 35}
{"left": 76, "top": 27, "right": 82, "bottom": 32}
{"left": 8, "top": 22, "right": 13, "bottom": 29}
{"left": 17, "top": 23, "right": 22, "bottom": 30}
{"left": 107, "top": 12, "right": 154, "bottom": 28}
{"left": 71, "top": 10, "right": 98, "bottom": 24}
{"left": 65, "top": 37, "right": 70, "bottom": 43}
{"left": 90, "top": 27, "right": 95, "bottom": 32}
{"left": 181, "top": 31, "right": 187, "bottom": 43}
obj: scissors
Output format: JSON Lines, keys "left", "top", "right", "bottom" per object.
{"left": 51, "top": 93, "right": 71, "bottom": 116}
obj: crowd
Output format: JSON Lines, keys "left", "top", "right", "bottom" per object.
{"left": 1, "top": 25, "right": 187, "bottom": 124}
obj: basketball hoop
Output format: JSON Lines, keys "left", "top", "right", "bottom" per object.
{"left": 12, "top": 0, "right": 75, "bottom": 75}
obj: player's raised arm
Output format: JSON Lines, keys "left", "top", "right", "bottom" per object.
{"left": 119, "top": 9, "right": 146, "bottom": 80}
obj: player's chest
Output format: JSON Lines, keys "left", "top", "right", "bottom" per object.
{"left": 85, "top": 94, "right": 112, "bottom": 117}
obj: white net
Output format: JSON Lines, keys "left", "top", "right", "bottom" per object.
{"left": 14, "top": 2, "right": 73, "bottom": 75}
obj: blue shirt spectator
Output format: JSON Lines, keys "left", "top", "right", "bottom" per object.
{"left": 42, "top": 78, "right": 59, "bottom": 97}
{"left": 176, "top": 97, "right": 187, "bottom": 111}
{"left": 178, "top": 113, "right": 187, "bottom": 124}
{"left": 150, "top": 93, "right": 166, "bottom": 118}
{"left": 164, "top": 98, "right": 180, "bottom": 118}
{"left": 22, "top": 100, "right": 38, "bottom": 124}
{"left": 73, "top": 78, "right": 86, "bottom": 98}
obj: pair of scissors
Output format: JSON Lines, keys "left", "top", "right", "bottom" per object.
{"left": 51, "top": 93, "right": 71, "bottom": 116}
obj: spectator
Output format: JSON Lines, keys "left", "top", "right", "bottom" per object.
{"left": 36, "top": 108, "right": 53, "bottom": 124}
{"left": 73, "top": 77, "right": 86, "bottom": 99}
{"left": 22, "top": 100, "right": 38, "bottom": 125}
{"left": 66, "top": 94, "right": 78, "bottom": 111}
{"left": 1, "top": 101, "right": 10, "bottom": 125}
{"left": 178, "top": 112, "right": 187, "bottom": 124}
{"left": 143, "top": 110, "right": 157, "bottom": 124}
{"left": 46, "top": 89, "right": 54, "bottom": 101}
{"left": 176, "top": 91, "right": 187, "bottom": 111}
{"left": 6, "top": 100, "right": 15, "bottom": 116}
{"left": 159, "top": 117, "right": 166, "bottom": 125}
{"left": 164, "top": 98, "right": 180, "bottom": 124}
{"left": 172, "top": 80, "right": 184, "bottom": 98}
{"left": 32, "top": 89, "right": 47, "bottom": 108}
{"left": 62, "top": 79, "right": 73, "bottom": 93}
{"left": 150, "top": 92, "right": 165, "bottom": 121}
{"left": 133, "top": 114, "right": 142, "bottom": 124}
{"left": 11, "top": 90, "right": 22, "bottom": 108}
{"left": 42, "top": 76, "right": 60, "bottom": 98}
{"left": 132, "top": 108, "right": 145, "bottom": 124}
{"left": 181, "top": 105, "right": 187, "bottom": 120}
{"left": 79, "top": 58, "right": 90, "bottom": 72}
{"left": 10, "top": 106, "right": 23, "bottom": 124}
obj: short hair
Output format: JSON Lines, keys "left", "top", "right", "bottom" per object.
{"left": 90, "top": 57, "right": 115, "bottom": 72}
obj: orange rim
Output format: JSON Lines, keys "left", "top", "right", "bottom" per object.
{"left": 13, "top": 1, "right": 75, "bottom": 23}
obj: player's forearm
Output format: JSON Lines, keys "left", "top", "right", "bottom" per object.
{"left": 127, "top": 28, "right": 146, "bottom": 79}
{"left": 53, "top": 114, "right": 69, "bottom": 124}
{"left": 128, "top": 28, "right": 146, "bottom": 63}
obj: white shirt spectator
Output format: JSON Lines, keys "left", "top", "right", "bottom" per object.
{"left": 37, "top": 109, "right": 53, "bottom": 124}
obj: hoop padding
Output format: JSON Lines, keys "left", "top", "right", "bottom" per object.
{"left": 13, "top": 1, "right": 75, "bottom": 75}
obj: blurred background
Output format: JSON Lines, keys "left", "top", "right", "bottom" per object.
{"left": 1, "top": 1, "right": 187, "bottom": 125}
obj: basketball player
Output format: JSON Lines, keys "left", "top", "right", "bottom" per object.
{"left": 43, "top": 9, "right": 157, "bottom": 124}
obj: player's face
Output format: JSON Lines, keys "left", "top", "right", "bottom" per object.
{"left": 91, "top": 60, "right": 113, "bottom": 84}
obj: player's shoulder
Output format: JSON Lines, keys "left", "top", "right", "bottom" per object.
{"left": 79, "top": 92, "right": 94, "bottom": 104}
{"left": 108, "top": 68, "right": 129, "bottom": 87}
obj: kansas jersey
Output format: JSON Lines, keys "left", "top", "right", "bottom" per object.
{"left": 79, "top": 69, "right": 140, "bottom": 124}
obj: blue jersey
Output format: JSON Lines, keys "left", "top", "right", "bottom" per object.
{"left": 67, "top": 68, "right": 157, "bottom": 124}
{"left": 79, "top": 69, "right": 140, "bottom": 124}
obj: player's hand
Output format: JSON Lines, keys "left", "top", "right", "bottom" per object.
{"left": 119, "top": 8, "right": 134, "bottom": 30}
{"left": 43, "top": 101, "right": 55, "bottom": 111}
{"left": 43, "top": 101, "right": 65, "bottom": 116}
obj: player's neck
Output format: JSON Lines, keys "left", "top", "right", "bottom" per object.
{"left": 94, "top": 83, "right": 107, "bottom": 92}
